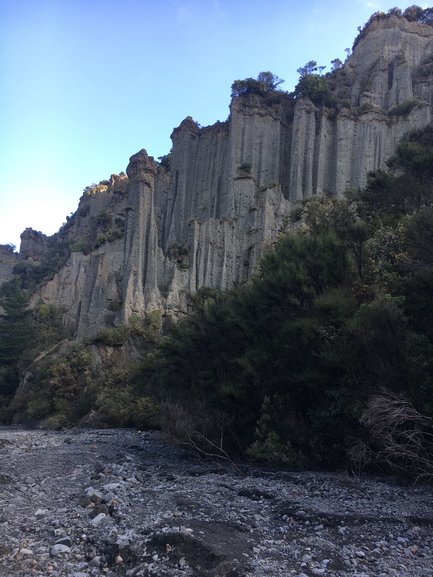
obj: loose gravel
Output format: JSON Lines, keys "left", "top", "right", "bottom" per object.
{"left": 1, "top": 427, "right": 433, "bottom": 577}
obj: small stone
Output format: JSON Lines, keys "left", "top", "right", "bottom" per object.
{"left": 88, "top": 555, "right": 102, "bottom": 567}
{"left": 35, "top": 508, "right": 49, "bottom": 517}
{"left": 103, "top": 482, "right": 121, "bottom": 492}
{"left": 178, "top": 556, "right": 186, "bottom": 568}
{"left": 50, "top": 544, "right": 71, "bottom": 556}
{"left": 355, "top": 550, "right": 366, "bottom": 558}
{"left": 116, "top": 538, "right": 130, "bottom": 550}
{"left": 90, "top": 512, "right": 106, "bottom": 525}
{"left": 115, "top": 555, "right": 124, "bottom": 565}
{"left": 375, "top": 540, "right": 388, "bottom": 548}
{"left": 55, "top": 536, "right": 72, "bottom": 547}
{"left": 102, "top": 492, "right": 116, "bottom": 503}
{"left": 407, "top": 525, "right": 420, "bottom": 537}
{"left": 312, "top": 569, "right": 326, "bottom": 576}
{"left": 84, "top": 487, "right": 102, "bottom": 503}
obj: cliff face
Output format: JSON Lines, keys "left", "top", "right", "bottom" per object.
{"left": 8, "top": 15, "right": 433, "bottom": 337}
{"left": 0, "top": 245, "right": 17, "bottom": 287}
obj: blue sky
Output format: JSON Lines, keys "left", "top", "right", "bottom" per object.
{"left": 0, "top": 0, "right": 425, "bottom": 249}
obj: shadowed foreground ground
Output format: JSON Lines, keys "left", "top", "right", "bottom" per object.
{"left": 1, "top": 428, "right": 433, "bottom": 577}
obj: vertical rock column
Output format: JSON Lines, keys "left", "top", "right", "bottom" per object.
{"left": 121, "top": 149, "right": 160, "bottom": 321}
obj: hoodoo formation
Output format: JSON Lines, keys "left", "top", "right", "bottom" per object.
{"left": 2, "top": 12, "right": 433, "bottom": 338}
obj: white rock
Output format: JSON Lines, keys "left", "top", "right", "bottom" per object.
{"left": 103, "top": 482, "right": 121, "bottom": 492}
{"left": 50, "top": 543, "right": 71, "bottom": 556}
{"left": 90, "top": 512, "right": 106, "bottom": 526}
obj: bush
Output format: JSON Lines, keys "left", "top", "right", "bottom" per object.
{"left": 94, "top": 325, "right": 130, "bottom": 346}
{"left": 42, "top": 413, "right": 71, "bottom": 430}
{"left": 350, "top": 392, "right": 433, "bottom": 479}
{"left": 231, "top": 72, "right": 284, "bottom": 98}
{"left": 96, "top": 386, "right": 159, "bottom": 429}
{"left": 388, "top": 98, "right": 419, "bottom": 117}
{"left": 238, "top": 163, "right": 252, "bottom": 174}
{"left": 294, "top": 73, "right": 336, "bottom": 107}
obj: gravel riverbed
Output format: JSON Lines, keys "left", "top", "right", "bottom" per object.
{"left": 0, "top": 427, "right": 432, "bottom": 577}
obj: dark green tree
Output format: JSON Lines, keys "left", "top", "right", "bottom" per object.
{"left": 294, "top": 61, "right": 334, "bottom": 107}
{"left": 0, "top": 279, "right": 33, "bottom": 405}
{"left": 231, "top": 71, "right": 284, "bottom": 98}
{"left": 0, "top": 278, "right": 32, "bottom": 366}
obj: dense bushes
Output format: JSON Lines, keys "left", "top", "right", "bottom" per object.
{"left": 11, "top": 338, "right": 159, "bottom": 430}
{"left": 141, "top": 125, "right": 433, "bottom": 476}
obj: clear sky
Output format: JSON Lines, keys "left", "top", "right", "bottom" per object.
{"left": 0, "top": 0, "right": 425, "bottom": 249}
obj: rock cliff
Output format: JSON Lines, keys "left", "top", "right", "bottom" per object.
{"left": 0, "top": 245, "right": 17, "bottom": 288}
{"left": 3, "top": 13, "right": 433, "bottom": 337}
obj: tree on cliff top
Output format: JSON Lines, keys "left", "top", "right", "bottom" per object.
{"left": 293, "top": 60, "right": 335, "bottom": 107}
{"left": 231, "top": 71, "right": 284, "bottom": 98}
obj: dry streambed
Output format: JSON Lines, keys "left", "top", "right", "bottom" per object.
{"left": 0, "top": 428, "right": 433, "bottom": 577}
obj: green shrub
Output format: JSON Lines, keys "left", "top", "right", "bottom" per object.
{"left": 231, "top": 72, "right": 284, "bottom": 98}
{"left": 388, "top": 98, "right": 419, "bottom": 117}
{"left": 295, "top": 73, "right": 336, "bottom": 107}
{"left": 94, "top": 325, "right": 130, "bottom": 346}
{"left": 247, "top": 432, "right": 299, "bottom": 465}
{"left": 238, "top": 163, "right": 252, "bottom": 174}
{"left": 42, "top": 413, "right": 71, "bottom": 430}
{"left": 69, "top": 241, "right": 85, "bottom": 252}
{"left": 96, "top": 387, "right": 159, "bottom": 429}
{"left": 142, "top": 310, "right": 162, "bottom": 343}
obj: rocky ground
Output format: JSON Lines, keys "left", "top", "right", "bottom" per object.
{"left": 0, "top": 428, "right": 433, "bottom": 577}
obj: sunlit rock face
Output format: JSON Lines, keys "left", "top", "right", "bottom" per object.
{"left": 19, "top": 15, "right": 433, "bottom": 337}
{"left": 19, "top": 229, "right": 50, "bottom": 262}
